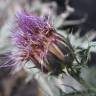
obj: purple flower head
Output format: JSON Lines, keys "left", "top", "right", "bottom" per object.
{"left": 10, "top": 11, "right": 73, "bottom": 75}
{"left": 12, "top": 12, "right": 53, "bottom": 46}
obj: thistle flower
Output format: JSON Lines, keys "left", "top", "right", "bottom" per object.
{"left": 10, "top": 12, "right": 73, "bottom": 75}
